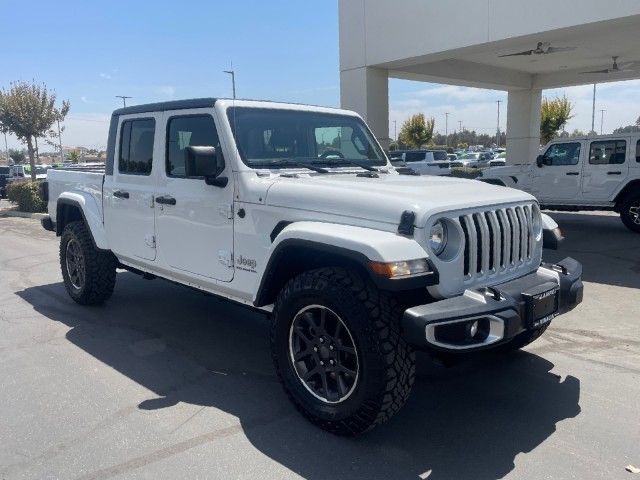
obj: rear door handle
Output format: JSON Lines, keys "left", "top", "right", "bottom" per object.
{"left": 565, "top": 172, "right": 579, "bottom": 176}
{"left": 113, "top": 190, "right": 129, "bottom": 199}
{"left": 607, "top": 171, "right": 622, "bottom": 175}
{"left": 155, "top": 195, "right": 176, "bottom": 205}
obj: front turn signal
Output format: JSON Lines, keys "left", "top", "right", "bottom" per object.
{"left": 369, "top": 258, "right": 431, "bottom": 278}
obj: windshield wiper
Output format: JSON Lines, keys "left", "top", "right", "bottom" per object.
{"left": 323, "top": 158, "right": 382, "bottom": 172}
{"left": 260, "top": 158, "right": 329, "bottom": 174}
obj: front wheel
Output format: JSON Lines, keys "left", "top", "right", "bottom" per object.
{"left": 619, "top": 193, "right": 640, "bottom": 233}
{"left": 60, "top": 221, "right": 117, "bottom": 305}
{"left": 270, "top": 267, "right": 415, "bottom": 435}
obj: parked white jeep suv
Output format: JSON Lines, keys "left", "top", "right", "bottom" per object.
{"left": 41, "top": 98, "right": 583, "bottom": 435}
{"left": 481, "top": 134, "right": 640, "bottom": 232}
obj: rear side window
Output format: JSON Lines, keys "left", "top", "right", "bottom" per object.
{"left": 543, "top": 142, "right": 581, "bottom": 166}
{"left": 166, "top": 115, "right": 219, "bottom": 177}
{"left": 589, "top": 140, "right": 626, "bottom": 165}
{"left": 119, "top": 118, "right": 155, "bottom": 175}
{"left": 636, "top": 140, "right": 640, "bottom": 162}
{"left": 404, "top": 152, "right": 426, "bottom": 162}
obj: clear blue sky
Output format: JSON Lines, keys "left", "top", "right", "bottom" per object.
{"left": 2, "top": 0, "right": 638, "bottom": 150}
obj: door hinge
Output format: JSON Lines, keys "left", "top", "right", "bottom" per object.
{"left": 218, "top": 250, "right": 233, "bottom": 268}
{"left": 218, "top": 204, "right": 233, "bottom": 219}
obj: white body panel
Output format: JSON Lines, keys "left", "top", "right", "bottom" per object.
{"left": 483, "top": 133, "right": 640, "bottom": 207}
{"left": 47, "top": 99, "right": 544, "bottom": 309}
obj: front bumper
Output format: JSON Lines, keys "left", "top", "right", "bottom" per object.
{"left": 402, "top": 257, "right": 583, "bottom": 352}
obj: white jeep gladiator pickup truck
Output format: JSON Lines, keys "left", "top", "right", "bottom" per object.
{"left": 41, "top": 98, "right": 583, "bottom": 435}
{"left": 481, "top": 133, "right": 640, "bottom": 232}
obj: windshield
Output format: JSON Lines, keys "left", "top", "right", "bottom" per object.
{"left": 462, "top": 153, "right": 479, "bottom": 159}
{"left": 227, "top": 107, "right": 386, "bottom": 168}
{"left": 34, "top": 166, "right": 49, "bottom": 175}
{"left": 0, "top": 167, "right": 10, "bottom": 175}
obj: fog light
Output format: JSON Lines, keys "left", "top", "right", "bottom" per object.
{"left": 467, "top": 320, "right": 479, "bottom": 338}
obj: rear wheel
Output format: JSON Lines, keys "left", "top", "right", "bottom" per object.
{"left": 619, "top": 192, "right": 640, "bottom": 233}
{"left": 271, "top": 267, "right": 415, "bottom": 435}
{"left": 60, "top": 221, "right": 117, "bottom": 305}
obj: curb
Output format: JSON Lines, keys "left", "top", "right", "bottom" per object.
{"left": 0, "top": 209, "right": 47, "bottom": 220}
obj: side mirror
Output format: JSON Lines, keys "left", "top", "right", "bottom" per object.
{"left": 185, "top": 146, "right": 227, "bottom": 187}
{"left": 536, "top": 155, "right": 545, "bottom": 168}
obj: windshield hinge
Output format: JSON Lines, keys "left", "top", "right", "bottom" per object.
{"left": 218, "top": 204, "right": 233, "bottom": 219}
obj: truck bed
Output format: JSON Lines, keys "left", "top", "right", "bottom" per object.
{"left": 47, "top": 168, "right": 105, "bottom": 224}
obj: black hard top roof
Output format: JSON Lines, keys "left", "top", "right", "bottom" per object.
{"left": 112, "top": 97, "right": 217, "bottom": 116}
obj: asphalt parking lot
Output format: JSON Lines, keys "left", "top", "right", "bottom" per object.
{"left": 0, "top": 207, "right": 639, "bottom": 480}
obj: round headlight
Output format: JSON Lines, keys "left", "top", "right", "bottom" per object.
{"left": 429, "top": 220, "right": 447, "bottom": 255}
{"left": 532, "top": 205, "right": 543, "bottom": 240}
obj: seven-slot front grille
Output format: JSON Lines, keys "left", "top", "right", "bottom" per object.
{"left": 459, "top": 205, "right": 535, "bottom": 278}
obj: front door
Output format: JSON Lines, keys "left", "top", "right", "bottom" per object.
{"left": 154, "top": 110, "right": 234, "bottom": 282}
{"left": 532, "top": 141, "right": 583, "bottom": 204}
{"left": 104, "top": 114, "right": 160, "bottom": 261}
{"left": 582, "top": 138, "right": 629, "bottom": 203}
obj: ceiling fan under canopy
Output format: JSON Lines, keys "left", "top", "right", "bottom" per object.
{"left": 580, "top": 56, "right": 637, "bottom": 74}
{"left": 498, "top": 41, "right": 576, "bottom": 57}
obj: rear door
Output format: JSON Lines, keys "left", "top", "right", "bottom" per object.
{"left": 582, "top": 138, "right": 629, "bottom": 203}
{"left": 104, "top": 114, "right": 160, "bottom": 261}
{"left": 154, "top": 109, "right": 235, "bottom": 282}
{"left": 532, "top": 141, "right": 583, "bottom": 203}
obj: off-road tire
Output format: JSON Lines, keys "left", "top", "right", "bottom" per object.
{"left": 60, "top": 221, "right": 117, "bottom": 305}
{"left": 619, "top": 192, "right": 640, "bottom": 233}
{"left": 271, "top": 267, "right": 415, "bottom": 436}
{"left": 500, "top": 323, "right": 550, "bottom": 352}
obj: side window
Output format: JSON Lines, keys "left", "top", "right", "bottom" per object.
{"left": 636, "top": 140, "right": 640, "bottom": 163}
{"left": 166, "top": 115, "right": 219, "bottom": 177}
{"left": 119, "top": 118, "right": 155, "bottom": 175}
{"left": 543, "top": 142, "right": 581, "bottom": 166}
{"left": 589, "top": 140, "right": 626, "bottom": 165}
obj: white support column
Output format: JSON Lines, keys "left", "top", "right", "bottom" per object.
{"left": 340, "top": 67, "right": 390, "bottom": 149}
{"left": 506, "top": 89, "right": 542, "bottom": 165}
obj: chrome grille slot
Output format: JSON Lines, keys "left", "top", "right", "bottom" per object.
{"left": 459, "top": 204, "right": 536, "bottom": 281}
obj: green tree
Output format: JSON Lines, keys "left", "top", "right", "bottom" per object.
{"left": 540, "top": 95, "right": 573, "bottom": 144}
{"left": 8, "top": 148, "right": 26, "bottom": 164}
{"left": 0, "top": 81, "right": 70, "bottom": 180}
{"left": 398, "top": 113, "right": 435, "bottom": 148}
{"left": 67, "top": 149, "right": 80, "bottom": 163}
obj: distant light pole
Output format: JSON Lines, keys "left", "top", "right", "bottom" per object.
{"left": 496, "top": 100, "right": 502, "bottom": 147}
{"left": 393, "top": 120, "right": 397, "bottom": 142}
{"left": 116, "top": 95, "right": 131, "bottom": 107}
{"left": 591, "top": 83, "right": 597, "bottom": 134}
{"left": 599, "top": 109, "right": 606, "bottom": 134}
{"left": 224, "top": 62, "right": 236, "bottom": 99}
{"left": 445, "top": 112, "right": 450, "bottom": 146}
{"left": 458, "top": 120, "right": 463, "bottom": 132}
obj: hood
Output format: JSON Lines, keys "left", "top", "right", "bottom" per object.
{"left": 265, "top": 173, "right": 535, "bottom": 227}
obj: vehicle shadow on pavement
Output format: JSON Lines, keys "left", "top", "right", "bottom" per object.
{"left": 17, "top": 273, "right": 581, "bottom": 480}
{"left": 543, "top": 211, "right": 640, "bottom": 289}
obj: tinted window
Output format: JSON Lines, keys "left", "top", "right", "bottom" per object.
{"left": 0, "top": 167, "right": 10, "bottom": 174}
{"left": 405, "top": 152, "right": 427, "bottom": 162}
{"left": 543, "top": 142, "right": 581, "bottom": 166}
{"left": 119, "top": 118, "right": 155, "bottom": 175}
{"left": 637, "top": 140, "right": 640, "bottom": 162}
{"left": 430, "top": 150, "right": 448, "bottom": 161}
{"left": 166, "top": 115, "right": 219, "bottom": 177}
{"left": 589, "top": 140, "right": 626, "bottom": 165}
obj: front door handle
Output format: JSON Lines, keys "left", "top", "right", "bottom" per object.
{"left": 565, "top": 172, "right": 579, "bottom": 176}
{"left": 155, "top": 195, "right": 176, "bottom": 206}
{"left": 113, "top": 190, "right": 130, "bottom": 199}
{"left": 607, "top": 171, "right": 622, "bottom": 175}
